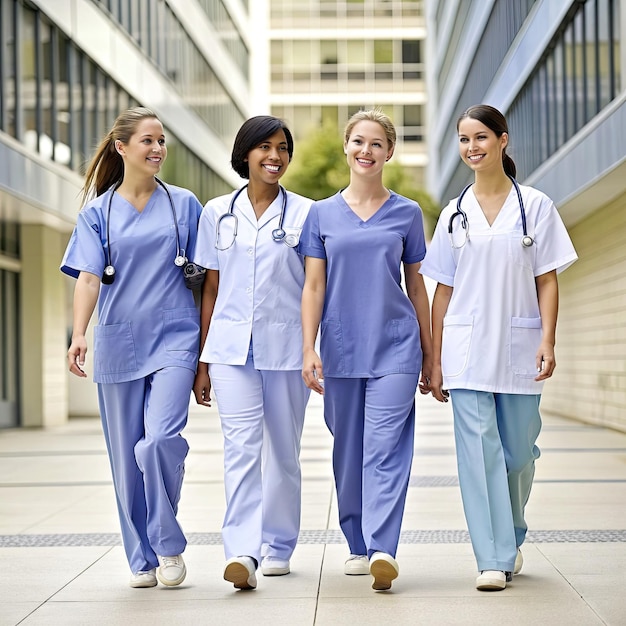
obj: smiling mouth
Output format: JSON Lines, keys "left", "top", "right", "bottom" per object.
{"left": 468, "top": 154, "right": 485, "bottom": 161}
{"left": 356, "top": 158, "right": 374, "bottom": 165}
{"left": 263, "top": 164, "right": 281, "bottom": 173}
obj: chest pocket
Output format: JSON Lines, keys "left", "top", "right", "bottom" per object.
{"left": 507, "top": 234, "right": 535, "bottom": 271}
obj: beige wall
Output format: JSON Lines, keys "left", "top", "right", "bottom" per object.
{"left": 541, "top": 192, "right": 626, "bottom": 432}
{"left": 20, "top": 225, "right": 69, "bottom": 427}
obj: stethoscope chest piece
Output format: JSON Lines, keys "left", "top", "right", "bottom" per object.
{"left": 102, "top": 265, "right": 116, "bottom": 285}
{"left": 272, "top": 227, "right": 286, "bottom": 242}
{"left": 174, "top": 254, "right": 187, "bottom": 267}
{"left": 521, "top": 235, "right": 534, "bottom": 247}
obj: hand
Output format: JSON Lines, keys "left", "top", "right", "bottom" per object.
{"left": 67, "top": 336, "right": 88, "bottom": 378}
{"left": 302, "top": 348, "right": 325, "bottom": 395}
{"left": 418, "top": 354, "right": 434, "bottom": 395}
{"left": 429, "top": 365, "right": 449, "bottom": 403}
{"left": 193, "top": 366, "right": 212, "bottom": 406}
{"left": 535, "top": 343, "right": 556, "bottom": 381}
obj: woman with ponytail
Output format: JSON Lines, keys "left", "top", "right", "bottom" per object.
{"left": 421, "top": 105, "right": 577, "bottom": 591}
{"left": 61, "top": 107, "right": 204, "bottom": 588}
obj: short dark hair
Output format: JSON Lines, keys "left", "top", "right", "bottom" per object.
{"left": 231, "top": 116, "right": 294, "bottom": 179}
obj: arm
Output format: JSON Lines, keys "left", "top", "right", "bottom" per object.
{"left": 535, "top": 269, "right": 558, "bottom": 381}
{"left": 431, "top": 282, "right": 453, "bottom": 402}
{"left": 67, "top": 271, "right": 100, "bottom": 377}
{"left": 193, "top": 269, "right": 219, "bottom": 406}
{"left": 301, "top": 256, "right": 326, "bottom": 394}
{"left": 404, "top": 262, "right": 433, "bottom": 395}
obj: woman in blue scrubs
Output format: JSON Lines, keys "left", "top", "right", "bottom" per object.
{"left": 192, "top": 116, "right": 312, "bottom": 590}
{"left": 61, "top": 107, "right": 203, "bottom": 589}
{"left": 299, "top": 109, "right": 433, "bottom": 591}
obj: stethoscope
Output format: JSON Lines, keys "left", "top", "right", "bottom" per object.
{"left": 102, "top": 177, "right": 186, "bottom": 284}
{"left": 215, "top": 185, "right": 298, "bottom": 250}
{"left": 448, "top": 175, "right": 534, "bottom": 249}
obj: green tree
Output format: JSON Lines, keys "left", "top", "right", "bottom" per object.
{"left": 283, "top": 124, "right": 439, "bottom": 234}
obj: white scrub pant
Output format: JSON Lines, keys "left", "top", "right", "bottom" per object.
{"left": 209, "top": 355, "right": 309, "bottom": 565}
{"left": 450, "top": 390, "right": 541, "bottom": 572}
{"left": 97, "top": 366, "right": 193, "bottom": 574}
{"left": 324, "top": 374, "right": 418, "bottom": 558}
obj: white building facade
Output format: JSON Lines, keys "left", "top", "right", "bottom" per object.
{"left": 426, "top": 0, "right": 626, "bottom": 431}
{"left": 0, "top": 0, "right": 251, "bottom": 427}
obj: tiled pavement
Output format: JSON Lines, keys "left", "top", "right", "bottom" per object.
{"left": 1, "top": 393, "right": 626, "bottom": 625}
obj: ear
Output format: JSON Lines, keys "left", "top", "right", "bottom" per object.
{"left": 114, "top": 140, "right": 124, "bottom": 156}
{"left": 500, "top": 132, "right": 509, "bottom": 150}
{"left": 386, "top": 146, "right": 395, "bottom": 162}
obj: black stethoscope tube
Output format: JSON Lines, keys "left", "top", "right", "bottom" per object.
{"left": 102, "top": 177, "right": 185, "bottom": 284}
{"left": 447, "top": 175, "right": 534, "bottom": 249}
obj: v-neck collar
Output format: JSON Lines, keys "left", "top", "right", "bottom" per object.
{"left": 468, "top": 185, "right": 515, "bottom": 229}
{"left": 236, "top": 188, "right": 283, "bottom": 230}
{"left": 336, "top": 190, "right": 396, "bottom": 227}
{"left": 114, "top": 186, "right": 159, "bottom": 216}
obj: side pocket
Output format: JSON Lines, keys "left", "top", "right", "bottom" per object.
{"left": 94, "top": 322, "right": 138, "bottom": 375}
{"left": 441, "top": 315, "right": 473, "bottom": 378}
{"left": 320, "top": 320, "right": 345, "bottom": 374}
{"left": 510, "top": 316, "right": 542, "bottom": 378}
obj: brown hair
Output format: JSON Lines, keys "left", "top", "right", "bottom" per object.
{"left": 344, "top": 108, "right": 397, "bottom": 150}
{"left": 81, "top": 107, "right": 160, "bottom": 203}
{"left": 457, "top": 104, "right": 516, "bottom": 178}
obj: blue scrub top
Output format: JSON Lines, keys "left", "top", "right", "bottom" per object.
{"left": 60, "top": 184, "right": 203, "bottom": 384}
{"left": 298, "top": 191, "right": 426, "bottom": 377}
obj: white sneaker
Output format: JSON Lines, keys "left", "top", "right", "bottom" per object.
{"left": 344, "top": 554, "right": 369, "bottom": 575}
{"left": 261, "top": 557, "right": 290, "bottom": 576}
{"left": 156, "top": 554, "right": 186, "bottom": 587}
{"left": 514, "top": 548, "right": 523, "bottom": 575}
{"left": 476, "top": 570, "right": 506, "bottom": 591}
{"left": 224, "top": 556, "right": 257, "bottom": 590}
{"left": 129, "top": 568, "right": 157, "bottom": 588}
{"left": 369, "top": 552, "right": 399, "bottom": 591}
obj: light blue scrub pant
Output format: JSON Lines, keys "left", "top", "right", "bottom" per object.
{"left": 209, "top": 352, "right": 310, "bottom": 565}
{"left": 324, "top": 374, "right": 418, "bottom": 559}
{"left": 450, "top": 390, "right": 541, "bottom": 572}
{"left": 98, "top": 366, "right": 193, "bottom": 574}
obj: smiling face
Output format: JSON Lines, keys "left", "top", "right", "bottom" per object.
{"left": 245, "top": 129, "right": 290, "bottom": 185}
{"left": 457, "top": 117, "right": 507, "bottom": 174}
{"left": 344, "top": 120, "right": 394, "bottom": 178}
{"left": 116, "top": 117, "right": 167, "bottom": 176}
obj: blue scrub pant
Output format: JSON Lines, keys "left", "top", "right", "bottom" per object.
{"left": 324, "top": 374, "right": 418, "bottom": 558}
{"left": 450, "top": 390, "right": 541, "bottom": 572}
{"left": 98, "top": 366, "right": 193, "bottom": 574}
{"left": 209, "top": 355, "right": 309, "bottom": 564}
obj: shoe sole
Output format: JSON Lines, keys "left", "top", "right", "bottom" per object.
{"left": 224, "top": 562, "right": 256, "bottom": 589}
{"left": 370, "top": 560, "right": 398, "bottom": 591}
{"left": 129, "top": 578, "right": 157, "bottom": 588}
{"left": 261, "top": 567, "right": 290, "bottom": 576}
{"left": 344, "top": 566, "right": 370, "bottom": 576}
{"left": 476, "top": 578, "right": 506, "bottom": 591}
{"left": 156, "top": 566, "right": 186, "bottom": 587}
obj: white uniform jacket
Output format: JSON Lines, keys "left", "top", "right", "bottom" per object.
{"left": 420, "top": 184, "right": 577, "bottom": 394}
{"left": 193, "top": 188, "right": 313, "bottom": 371}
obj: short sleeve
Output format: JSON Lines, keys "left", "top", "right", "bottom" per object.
{"left": 181, "top": 192, "right": 204, "bottom": 264}
{"left": 419, "top": 202, "right": 457, "bottom": 286}
{"left": 533, "top": 199, "right": 578, "bottom": 276}
{"left": 60, "top": 208, "right": 106, "bottom": 279}
{"left": 193, "top": 201, "right": 220, "bottom": 270}
{"left": 402, "top": 201, "right": 426, "bottom": 264}
{"left": 297, "top": 202, "right": 326, "bottom": 259}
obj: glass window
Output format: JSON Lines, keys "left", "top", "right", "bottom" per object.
{"left": 374, "top": 40, "right": 393, "bottom": 64}
{"left": 402, "top": 40, "right": 421, "bottom": 64}
{"left": 320, "top": 40, "right": 338, "bottom": 64}
{"left": 347, "top": 40, "right": 366, "bottom": 64}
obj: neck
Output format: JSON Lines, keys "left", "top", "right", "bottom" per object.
{"left": 473, "top": 169, "right": 511, "bottom": 196}
{"left": 344, "top": 175, "right": 387, "bottom": 201}
{"left": 117, "top": 173, "right": 158, "bottom": 197}
{"left": 246, "top": 180, "right": 280, "bottom": 206}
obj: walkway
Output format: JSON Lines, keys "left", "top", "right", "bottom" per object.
{"left": 1, "top": 393, "right": 625, "bottom": 625}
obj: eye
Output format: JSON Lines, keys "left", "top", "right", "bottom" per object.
{"left": 459, "top": 137, "right": 468, "bottom": 143}
{"left": 258, "top": 143, "right": 270, "bottom": 150}
{"left": 279, "top": 145, "right": 288, "bottom": 151}
{"left": 373, "top": 142, "right": 382, "bottom": 148}
{"left": 158, "top": 138, "right": 166, "bottom": 146}
{"left": 353, "top": 138, "right": 362, "bottom": 144}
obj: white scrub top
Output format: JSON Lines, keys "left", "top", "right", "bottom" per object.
{"left": 420, "top": 184, "right": 577, "bottom": 394}
{"left": 60, "top": 184, "right": 203, "bottom": 384}
{"left": 193, "top": 188, "right": 312, "bottom": 370}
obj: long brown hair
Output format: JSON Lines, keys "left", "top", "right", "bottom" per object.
{"left": 81, "top": 107, "right": 160, "bottom": 204}
{"left": 457, "top": 104, "right": 516, "bottom": 178}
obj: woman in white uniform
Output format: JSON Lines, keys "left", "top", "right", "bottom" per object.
{"left": 420, "top": 104, "right": 577, "bottom": 591}
{"left": 192, "top": 116, "right": 312, "bottom": 590}
{"left": 62, "top": 107, "right": 203, "bottom": 588}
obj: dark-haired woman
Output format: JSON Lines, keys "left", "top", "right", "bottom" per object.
{"left": 61, "top": 107, "right": 204, "bottom": 588}
{"left": 192, "top": 116, "right": 312, "bottom": 590}
{"left": 421, "top": 104, "right": 577, "bottom": 591}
